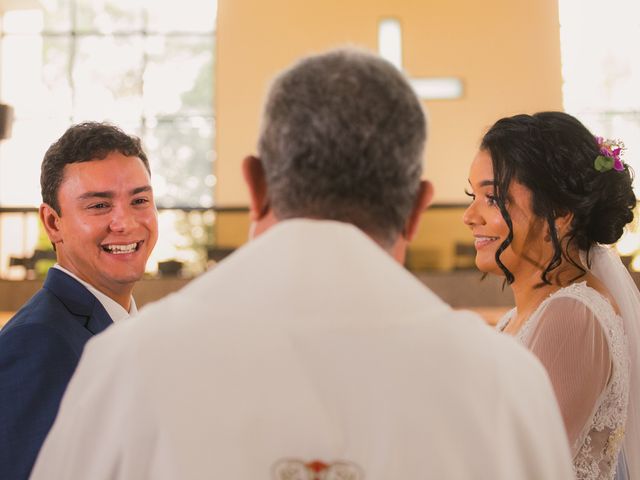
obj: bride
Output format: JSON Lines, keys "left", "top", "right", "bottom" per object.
{"left": 463, "top": 111, "right": 639, "bottom": 480}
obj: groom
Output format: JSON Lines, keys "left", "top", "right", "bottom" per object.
{"left": 0, "top": 122, "right": 158, "bottom": 480}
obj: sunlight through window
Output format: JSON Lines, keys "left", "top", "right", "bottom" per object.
{"left": 0, "top": 0, "right": 217, "bottom": 278}
{"left": 559, "top": 0, "right": 640, "bottom": 269}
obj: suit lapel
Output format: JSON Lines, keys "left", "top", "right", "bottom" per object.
{"left": 43, "top": 268, "right": 114, "bottom": 335}
{"left": 83, "top": 304, "right": 113, "bottom": 335}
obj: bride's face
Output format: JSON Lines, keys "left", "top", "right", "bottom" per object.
{"left": 463, "top": 149, "right": 548, "bottom": 281}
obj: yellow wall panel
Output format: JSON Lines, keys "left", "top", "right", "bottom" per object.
{"left": 215, "top": 0, "right": 563, "bottom": 206}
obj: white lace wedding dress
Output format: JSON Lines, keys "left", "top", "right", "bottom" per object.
{"left": 497, "top": 282, "right": 630, "bottom": 480}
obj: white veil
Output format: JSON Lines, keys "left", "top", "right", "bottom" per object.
{"left": 589, "top": 245, "right": 640, "bottom": 479}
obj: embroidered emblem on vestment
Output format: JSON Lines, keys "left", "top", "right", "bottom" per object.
{"left": 272, "top": 459, "right": 364, "bottom": 480}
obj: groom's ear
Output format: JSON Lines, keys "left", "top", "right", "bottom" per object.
{"left": 39, "top": 203, "right": 63, "bottom": 250}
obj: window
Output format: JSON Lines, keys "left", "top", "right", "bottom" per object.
{"left": 559, "top": 0, "right": 640, "bottom": 182}
{"left": 0, "top": 0, "right": 217, "bottom": 278}
{"left": 559, "top": 0, "right": 640, "bottom": 268}
{"left": 0, "top": 0, "right": 216, "bottom": 207}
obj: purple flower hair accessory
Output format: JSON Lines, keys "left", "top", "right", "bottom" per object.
{"left": 594, "top": 136, "right": 626, "bottom": 172}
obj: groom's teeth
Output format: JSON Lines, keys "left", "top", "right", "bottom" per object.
{"left": 103, "top": 243, "right": 138, "bottom": 254}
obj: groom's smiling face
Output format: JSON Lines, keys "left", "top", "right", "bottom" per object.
{"left": 41, "top": 151, "right": 158, "bottom": 303}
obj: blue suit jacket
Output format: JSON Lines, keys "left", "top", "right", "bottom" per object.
{"left": 0, "top": 268, "right": 113, "bottom": 480}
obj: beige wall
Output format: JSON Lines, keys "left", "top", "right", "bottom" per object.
{"left": 215, "top": 0, "right": 563, "bottom": 206}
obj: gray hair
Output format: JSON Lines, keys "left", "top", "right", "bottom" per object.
{"left": 258, "top": 48, "right": 427, "bottom": 245}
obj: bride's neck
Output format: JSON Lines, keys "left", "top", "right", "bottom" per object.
{"left": 507, "top": 258, "right": 587, "bottom": 332}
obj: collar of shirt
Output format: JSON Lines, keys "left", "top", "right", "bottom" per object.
{"left": 52, "top": 264, "right": 137, "bottom": 322}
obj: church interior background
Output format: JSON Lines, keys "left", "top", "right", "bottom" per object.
{"left": 0, "top": 0, "right": 638, "bottom": 325}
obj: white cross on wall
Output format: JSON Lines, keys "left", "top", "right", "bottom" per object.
{"left": 378, "top": 18, "right": 463, "bottom": 100}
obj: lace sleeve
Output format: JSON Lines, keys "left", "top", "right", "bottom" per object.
{"left": 527, "top": 296, "right": 611, "bottom": 455}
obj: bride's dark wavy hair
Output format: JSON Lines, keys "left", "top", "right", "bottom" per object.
{"left": 481, "top": 111, "right": 636, "bottom": 285}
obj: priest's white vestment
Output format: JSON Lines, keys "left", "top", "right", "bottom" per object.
{"left": 31, "top": 220, "right": 574, "bottom": 480}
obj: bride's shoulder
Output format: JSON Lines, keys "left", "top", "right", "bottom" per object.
{"left": 544, "top": 277, "right": 619, "bottom": 321}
